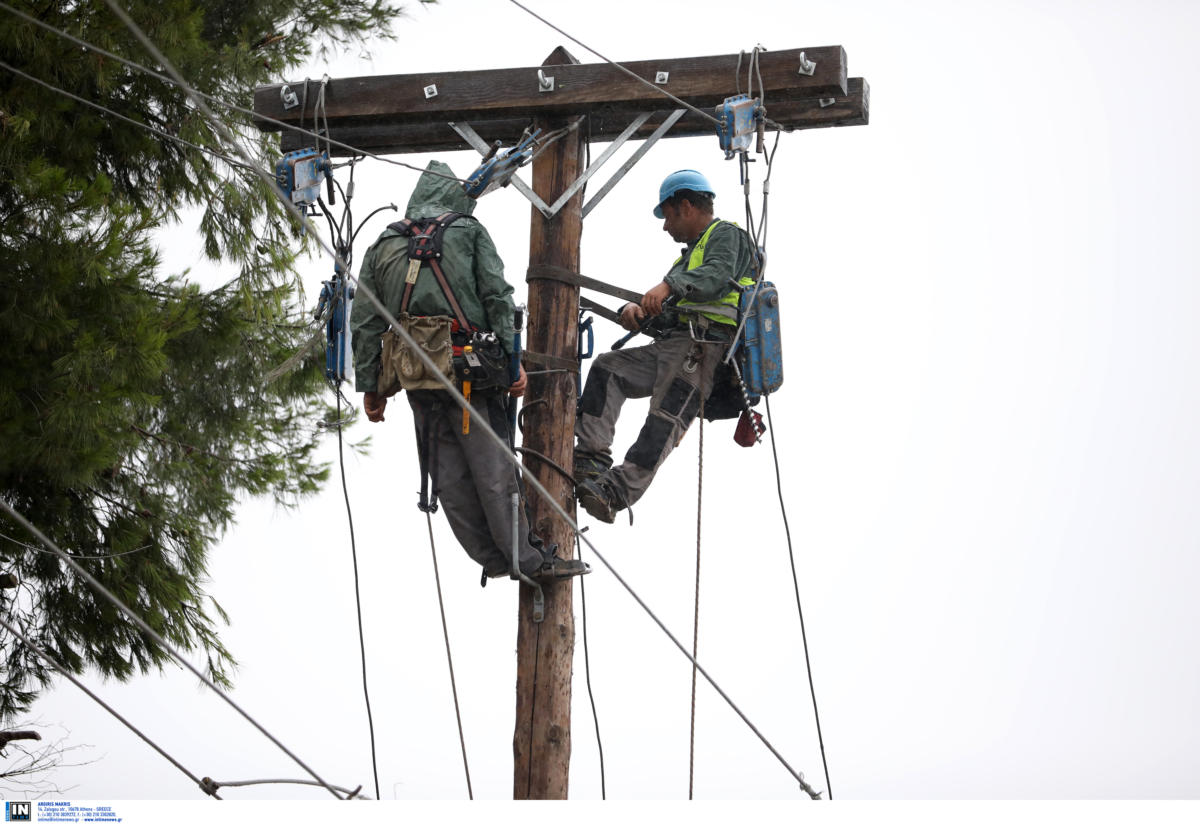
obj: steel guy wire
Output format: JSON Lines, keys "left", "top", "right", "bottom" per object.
{"left": 202, "top": 778, "right": 365, "bottom": 797}
{"left": 0, "top": 58, "right": 259, "bottom": 176}
{"left": 0, "top": 612, "right": 222, "bottom": 800}
{"left": 0, "top": 496, "right": 349, "bottom": 800}
{"left": 95, "top": 0, "right": 819, "bottom": 797}
{"left": 0, "top": 1, "right": 467, "bottom": 185}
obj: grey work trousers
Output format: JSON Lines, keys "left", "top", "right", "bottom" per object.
{"left": 575, "top": 329, "right": 725, "bottom": 508}
{"left": 408, "top": 388, "right": 545, "bottom": 577}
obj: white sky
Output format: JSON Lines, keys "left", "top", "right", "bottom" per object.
{"left": 20, "top": 0, "right": 1200, "bottom": 816}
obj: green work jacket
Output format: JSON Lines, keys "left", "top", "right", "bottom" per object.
{"left": 663, "top": 218, "right": 757, "bottom": 325}
{"left": 350, "top": 160, "right": 517, "bottom": 393}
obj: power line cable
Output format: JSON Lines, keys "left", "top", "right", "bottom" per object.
{"left": 764, "top": 394, "right": 832, "bottom": 798}
{"left": 88, "top": 0, "right": 820, "bottom": 796}
{"left": 0, "top": 498, "right": 347, "bottom": 800}
{"left": 503, "top": 0, "right": 720, "bottom": 126}
{"left": 0, "top": 58, "right": 258, "bottom": 175}
{"left": 0, "top": 1, "right": 466, "bottom": 184}
{"left": 0, "top": 612, "right": 222, "bottom": 800}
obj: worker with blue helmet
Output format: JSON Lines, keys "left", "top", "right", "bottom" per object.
{"left": 653, "top": 169, "right": 715, "bottom": 218}
{"left": 574, "top": 169, "right": 757, "bottom": 523}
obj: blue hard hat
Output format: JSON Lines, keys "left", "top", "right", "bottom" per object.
{"left": 653, "top": 169, "right": 715, "bottom": 218}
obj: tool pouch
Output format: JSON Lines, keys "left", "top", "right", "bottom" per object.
{"left": 452, "top": 331, "right": 509, "bottom": 392}
{"left": 379, "top": 313, "right": 455, "bottom": 395}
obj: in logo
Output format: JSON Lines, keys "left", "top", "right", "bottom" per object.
{"left": 4, "top": 801, "right": 30, "bottom": 822}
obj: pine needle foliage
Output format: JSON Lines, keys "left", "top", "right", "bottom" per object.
{"left": 0, "top": 0, "right": 427, "bottom": 719}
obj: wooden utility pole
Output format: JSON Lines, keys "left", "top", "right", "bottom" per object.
{"left": 511, "top": 46, "right": 587, "bottom": 800}
{"left": 253, "top": 45, "right": 868, "bottom": 800}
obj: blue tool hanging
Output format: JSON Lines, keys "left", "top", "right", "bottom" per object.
{"left": 314, "top": 247, "right": 353, "bottom": 385}
{"left": 463, "top": 128, "right": 541, "bottom": 199}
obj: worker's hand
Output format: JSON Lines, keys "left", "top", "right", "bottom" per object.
{"left": 619, "top": 302, "right": 646, "bottom": 332}
{"left": 363, "top": 391, "right": 387, "bottom": 422}
{"left": 508, "top": 363, "right": 527, "bottom": 398}
{"left": 642, "top": 281, "right": 672, "bottom": 316}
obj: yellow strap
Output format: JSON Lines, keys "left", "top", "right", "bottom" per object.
{"left": 462, "top": 381, "right": 471, "bottom": 433}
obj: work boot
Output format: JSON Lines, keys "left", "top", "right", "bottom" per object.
{"left": 573, "top": 450, "right": 612, "bottom": 485}
{"left": 576, "top": 477, "right": 619, "bottom": 524}
{"left": 528, "top": 551, "right": 591, "bottom": 582}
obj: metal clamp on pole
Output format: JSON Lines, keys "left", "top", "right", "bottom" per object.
{"left": 511, "top": 492, "right": 545, "bottom": 623}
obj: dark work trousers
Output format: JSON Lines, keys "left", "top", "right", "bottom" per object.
{"left": 408, "top": 388, "right": 545, "bottom": 577}
{"left": 576, "top": 328, "right": 725, "bottom": 508}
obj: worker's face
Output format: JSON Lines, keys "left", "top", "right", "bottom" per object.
{"left": 660, "top": 200, "right": 708, "bottom": 244}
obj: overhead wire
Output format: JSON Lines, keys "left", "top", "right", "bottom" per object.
{"left": 503, "top": 0, "right": 721, "bottom": 127}
{"left": 0, "top": 612, "right": 222, "bottom": 800}
{"left": 0, "top": 1, "right": 467, "bottom": 185}
{"left": 0, "top": 497, "right": 347, "bottom": 800}
{"left": 74, "top": 0, "right": 822, "bottom": 798}
{"left": 0, "top": 58, "right": 258, "bottom": 176}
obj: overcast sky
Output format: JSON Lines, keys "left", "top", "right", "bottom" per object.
{"left": 18, "top": 0, "right": 1200, "bottom": 814}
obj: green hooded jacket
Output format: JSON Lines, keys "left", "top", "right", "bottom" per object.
{"left": 350, "top": 160, "right": 517, "bottom": 393}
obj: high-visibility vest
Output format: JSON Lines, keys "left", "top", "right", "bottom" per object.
{"left": 675, "top": 220, "right": 754, "bottom": 326}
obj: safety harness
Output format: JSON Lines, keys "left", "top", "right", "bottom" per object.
{"left": 388, "top": 212, "right": 510, "bottom": 510}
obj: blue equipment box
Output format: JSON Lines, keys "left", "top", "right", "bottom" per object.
{"left": 275, "top": 148, "right": 328, "bottom": 206}
{"left": 716, "top": 94, "right": 760, "bottom": 158}
{"left": 741, "top": 281, "right": 783, "bottom": 397}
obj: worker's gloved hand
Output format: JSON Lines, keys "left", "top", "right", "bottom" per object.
{"left": 641, "top": 281, "right": 672, "bottom": 316}
{"left": 619, "top": 302, "right": 646, "bottom": 332}
{"left": 363, "top": 391, "right": 387, "bottom": 422}
{"left": 508, "top": 363, "right": 527, "bottom": 398}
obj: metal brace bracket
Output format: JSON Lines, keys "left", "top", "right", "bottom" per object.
{"left": 537, "top": 69, "right": 555, "bottom": 93}
{"left": 280, "top": 85, "right": 299, "bottom": 110}
{"left": 451, "top": 109, "right": 684, "bottom": 219}
{"left": 798, "top": 51, "right": 817, "bottom": 76}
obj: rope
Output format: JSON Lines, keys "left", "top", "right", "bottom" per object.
{"left": 334, "top": 398, "right": 381, "bottom": 800}
{"left": 688, "top": 396, "right": 705, "bottom": 799}
{"left": 0, "top": 613, "right": 221, "bottom": 800}
{"left": 424, "top": 511, "right": 474, "bottom": 799}
{"left": 765, "top": 394, "right": 832, "bottom": 798}
{"left": 576, "top": 532, "right": 606, "bottom": 798}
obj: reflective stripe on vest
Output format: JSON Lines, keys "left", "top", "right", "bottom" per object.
{"left": 675, "top": 220, "right": 753, "bottom": 326}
